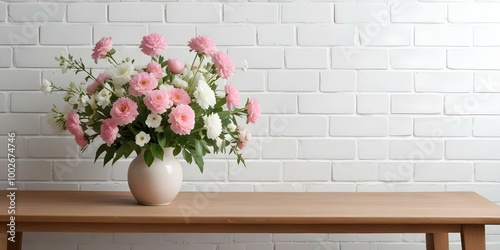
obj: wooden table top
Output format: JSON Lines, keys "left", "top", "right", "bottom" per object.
{"left": 2, "top": 191, "right": 500, "bottom": 225}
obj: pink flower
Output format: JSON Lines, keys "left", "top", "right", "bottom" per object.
{"left": 110, "top": 97, "right": 139, "bottom": 126}
{"left": 188, "top": 35, "right": 218, "bottom": 56}
{"left": 74, "top": 132, "right": 88, "bottom": 149}
{"left": 139, "top": 33, "right": 167, "bottom": 57}
{"left": 168, "top": 104, "right": 195, "bottom": 135}
{"left": 144, "top": 90, "right": 173, "bottom": 114}
{"left": 168, "top": 88, "right": 191, "bottom": 106}
{"left": 237, "top": 128, "right": 251, "bottom": 150}
{"left": 128, "top": 72, "right": 158, "bottom": 97}
{"left": 212, "top": 51, "right": 235, "bottom": 79}
{"left": 225, "top": 83, "right": 240, "bottom": 109}
{"left": 246, "top": 98, "right": 260, "bottom": 124}
{"left": 92, "top": 37, "right": 113, "bottom": 64}
{"left": 66, "top": 110, "right": 81, "bottom": 136}
{"left": 147, "top": 62, "right": 164, "bottom": 79}
{"left": 100, "top": 118, "right": 119, "bottom": 146}
{"left": 167, "top": 59, "right": 185, "bottom": 74}
{"left": 86, "top": 73, "right": 109, "bottom": 94}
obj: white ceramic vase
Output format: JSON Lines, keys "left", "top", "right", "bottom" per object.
{"left": 127, "top": 147, "right": 183, "bottom": 205}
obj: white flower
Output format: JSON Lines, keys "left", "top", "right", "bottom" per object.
{"left": 88, "top": 95, "right": 98, "bottom": 109}
{"left": 204, "top": 113, "right": 222, "bottom": 140}
{"left": 61, "top": 63, "right": 68, "bottom": 74}
{"left": 194, "top": 80, "right": 216, "bottom": 110}
{"left": 146, "top": 113, "right": 162, "bottom": 128}
{"left": 108, "top": 62, "right": 136, "bottom": 87}
{"left": 215, "top": 137, "right": 223, "bottom": 148}
{"left": 80, "top": 95, "right": 90, "bottom": 107}
{"left": 159, "top": 84, "right": 174, "bottom": 91}
{"left": 227, "top": 123, "right": 237, "bottom": 132}
{"left": 96, "top": 84, "right": 112, "bottom": 108}
{"left": 135, "top": 131, "right": 151, "bottom": 147}
{"left": 41, "top": 79, "right": 52, "bottom": 94}
{"left": 171, "top": 76, "right": 188, "bottom": 89}
{"left": 115, "top": 87, "right": 126, "bottom": 97}
{"left": 68, "top": 93, "right": 79, "bottom": 105}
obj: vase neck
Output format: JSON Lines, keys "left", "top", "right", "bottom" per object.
{"left": 163, "top": 147, "right": 175, "bottom": 156}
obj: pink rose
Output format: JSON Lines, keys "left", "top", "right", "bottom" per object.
{"left": 212, "top": 51, "right": 235, "bottom": 79}
{"left": 66, "top": 110, "right": 81, "bottom": 136}
{"left": 100, "top": 118, "right": 119, "bottom": 146}
{"left": 92, "top": 37, "right": 113, "bottom": 64}
{"left": 225, "top": 83, "right": 240, "bottom": 109}
{"left": 87, "top": 73, "right": 109, "bottom": 94}
{"left": 128, "top": 72, "right": 158, "bottom": 97}
{"left": 246, "top": 98, "right": 260, "bottom": 124}
{"left": 168, "top": 104, "right": 195, "bottom": 135}
{"left": 74, "top": 132, "right": 88, "bottom": 149}
{"left": 188, "top": 35, "right": 218, "bottom": 56}
{"left": 110, "top": 97, "right": 139, "bottom": 126}
{"left": 237, "top": 128, "right": 251, "bottom": 150}
{"left": 168, "top": 88, "right": 191, "bottom": 106}
{"left": 147, "top": 62, "right": 164, "bottom": 79}
{"left": 144, "top": 89, "right": 173, "bottom": 114}
{"left": 139, "top": 33, "right": 167, "bottom": 57}
{"left": 167, "top": 59, "right": 185, "bottom": 74}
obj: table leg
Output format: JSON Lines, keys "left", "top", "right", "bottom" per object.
{"left": 426, "top": 233, "right": 449, "bottom": 250}
{"left": 461, "top": 224, "right": 485, "bottom": 250}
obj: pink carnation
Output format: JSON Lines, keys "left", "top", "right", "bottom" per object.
{"left": 246, "top": 98, "right": 260, "bottom": 124}
{"left": 212, "top": 51, "right": 235, "bottom": 79}
{"left": 100, "top": 118, "right": 119, "bottom": 146}
{"left": 92, "top": 37, "right": 113, "bottom": 64}
{"left": 87, "top": 73, "right": 109, "bottom": 94}
{"left": 168, "top": 104, "right": 195, "bottom": 135}
{"left": 167, "top": 59, "right": 185, "bottom": 74}
{"left": 225, "top": 83, "right": 240, "bottom": 109}
{"left": 144, "top": 90, "right": 173, "bottom": 114}
{"left": 140, "top": 33, "right": 167, "bottom": 57}
{"left": 237, "top": 128, "right": 251, "bottom": 150}
{"left": 168, "top": 88, "right": 191, "bottom": 106}
{"left": 188, "top": 35, "right": 218, "bottom": 56}
{"left": 74, "top": 132, "right": 88, "bottom": 149}
{"left": 147, "top": 62, "right": 164, "bottom": 79}
{"left": 128, "top": 72, "right": 158, "bottom": 97}
{"left": 66, "top": 110, "right": 81, "bottom": 136}
{"left": 110, "top": 97, "right": 139, "bottom": 126}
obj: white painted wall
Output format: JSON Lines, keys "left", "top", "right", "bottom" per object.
{"left": 1, "top": 1, "right": 500, "bottom": 249}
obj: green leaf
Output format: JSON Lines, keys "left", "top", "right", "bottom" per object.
{"left": 193, "top": 155, "right": 204, "bottom": 173}
{"left": 112, "top": 145, "right": 125, "bottom": 164}
{"left": 150, "top": 143, "right": 164, "bottom": 161}
{"left": 183, "top": 149, "right": 193, "bottom": 164}
{"left": 195, "top": 139, "right": 204, "bottom": 156}
{"left": 94, "top": 144, "right": 109, "bottom": 163}
{"left": 103, "top": 149, "right": 115, "bottom": 166}
{"left": 122, "top": 142, "right": 133, "bottom": 158}
{"left": 173, "top": 146, "right": 181, "bottom": 156}
{"left": 143, "top": 149, "right": 154, "bottom": 167}
{"left": 158, "top": 133, "right": 167, "bottom": 148}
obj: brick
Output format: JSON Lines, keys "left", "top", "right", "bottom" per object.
{"left": 330, "top": 117, "right": 388, "bottom": 136}
{"left": 474, "top": 117, "right": 500, "bottom": 136}
{"left": 474, "top": 71, "right": 500, "bottom": 92}
{"left": 0, "top": 114, "right": 40, "bottom": 134}
{"left": 357, "top": 94, "right": 390, "bottom": 114}
{"left": 0, "top": 159, "right": 51, "bottom": 181}
{"left": 11, "top": 92, "right": 67, "bottom": 113}
{"left": 0, "top": 136, "right": 27, "bottom": 158}
{"left": 359, "top": 25, "right": 412, "bottom": 46}
{"left": 149, "top": 25, "right": 195, "bottom": 46}
{"left": 0, "top": 69, "right": 41, "bottom": 90}
{"left": 233, "top": 234, "right": 272, "bottom": 243}
{"left": 414, "top": 162, "right": 473, "bottom": 182}
{"left": 262, "top": 139, "right": 297, "bottom": 159}
{"left": 93, "top": 25, "right": 148, "bottom": 45}
{"left": 332, "top": 48, "right": 388, "bottom": 69}
{"left": 320, "top": 70, "right": 356, "bottom": 92}
{"left": 245, "top": 243, "right": 274, "bottom": 250}
{"left": 446, "top": 140, "right": 500, "bottom": 160}
{"left": 182, "top": 161, "right": 227, "bottom": 181}
{"left": 415, "top": 25, "right": 472, "bottom": 46}
{"left": 228, "top": 48, "right": 283, "bottom": 69}
{"left": 445, "top": 94, "right": 500, "bottom": 114}
{"left": 392, "top": 95, "right": 442, "bottom": 114}
{"left": 0, "top": 47, "right": 12, "bottom": 67}
{"left": 270, "top": 116, "right": 328, "bottom": 137}
{"left": 283, "top": 162, "right": 331, "bottom": 182}
{"left": 299, "top": 93, "right": 355, "bottom": 114}
{"left": 109, "top": 3, "right": 163, "bottom": 22}
{"left": 475, "top": 163, "right": 500, "bottom": 182}
{"left": 357, "top": 71, "right": 412, "bottom": 92}
{"left": 282, "top": 3, "right": 333, "bottom": 23}
{"left": 166, "top": 3, "right": 220, "bottom": 23}
{"left": 273, "top": 234, "right": 327, "bottom": 242}
{"left": 268, "top": 71, "right": 319, "bottom": 92}
{"left": 389, "top": 139, "right": 444, "bottom": 160}
{"left": 391, "top": 49, "right": 446, "bottom": 69}
{"left": 229, "top": 70, "right": 265, "bottom": 92}
{"left": 449, "top": 4, "right": 500, "bottom": 23}
{"left": 8, "top": 3, "right": 65, "bottom": 22}
{"left": 415, "top": 72, "right": 473, "bottom": 93}
{"left": 197, "top": 25, "right": 255, "bottom": 46}
{"left": 298, "top": 25, "right": 354, "bottom": 46}
{"left": 285, "top": 48, "right": 329, "bottom": 69}
{"left": 224, "top": 3, "right": 278, "bottom": 23}
{"left": 0, "top": 25, "right": 38, "bottom": 45}
{"left": 0, "top": 93, "right": 7, "bottom": 112}
{"left": 68, "top": 3, "right": 106, "bottom": 23}
{"left": 306, "top": 183, "right": 356, "bottom": 192}
{"left": 28, "top": 137, "right": 79, "bottom": 158}
{"left": 257, "top": 25, "right": 295, "bottom": 46}
{"left": 24, "top": 183, "right": 79, "bottom": 191}
{"left": 377, "top": 243, "right": 423, "bottom": 250}
{"left": 379, "top": 162, "right": 413, "bottom": 182}
{"left": 474, "top": 26, "right": 500, "bottom": 46}
{"left": 228, "top": 161, "right": 281, "bottom": 181}
{"left": 41, "top": 25, "right": 92, "bottom": 45}
{"left": 333, "top": 162, "right": 379, "bottom": 181}
{"left": 448, "top": 49, "right": 500, "bottom": 69}
{"left": 0, "top": 3, "right": 5, "bottom": 22}
{"left": 358, "top": 234, "right": 401, "bottom": 242}
{"left": 53, "top": 160, "right": 111, "bottom": 181}
{"left": 335, "top": 4, "right": 388, "bottom": 23}
{"left": 14, "top": 47, "right": 66, "bottom": 68}
{"left": 248, "top": 93, "right": 296, "bottom": 114}
{"left": 414, "top": 117, "right": 472, "bottom": 137}
{"left": 298, "top": 139, "right": 355, "bottom": 160}
{"left": 446, "top": 184, "right": 500, "bottom": 202}
{"left": 276, "top": 243, "right": 339, "bottom": 250}
{"left": 358, "top": 140, "right": 388, "bottom": 160}
{"left": 391, "top": 4, "right": 447, "bottom": 23}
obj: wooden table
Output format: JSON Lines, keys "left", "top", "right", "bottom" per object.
{"left": 2, "top": 191, "right": 500, "bottom": 250}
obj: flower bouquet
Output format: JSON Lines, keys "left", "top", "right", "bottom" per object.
{"left": 43, "top": 33, "right": 260, "bottom": 173}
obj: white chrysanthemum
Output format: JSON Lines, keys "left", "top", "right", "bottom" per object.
{"left": 171, "top": 76, "right": 188, "bottom": 89}
{"left": 135, "top": 131, "right": 151, "bottom": 147}
{"left": 227, "top": 123, "right": 237, "bottom": 132}
{"left": 41, "top": 79, "right": 52, "bottom": 94}
{"left": 115, "top": 87, "right": 126, "bottom": 97}
{"left": 194, "top": 80, "right": 216, "bottom": 110}
{"left": 204, "top": 113, "right": 222, "bottom": 140}
{"left": 68, "top": 93, "right": 79, "bottom": 105}
{"left": 109, "top": 62, "right": 136, "bottom": 87}
{"left": 215, "top": 137, "right": 223, "bottom": 148}
{"left": 146, "top": 113, "right": 162, "bottom": 128}
{"left": 96, "top": 84, "right": 112, "bottom": 107}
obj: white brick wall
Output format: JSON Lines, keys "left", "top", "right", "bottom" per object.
{"left": 3, "top": 1, "right": 500, "bottom": 249}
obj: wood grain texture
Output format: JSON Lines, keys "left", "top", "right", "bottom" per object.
{"left": 426, "top": 233, "right": 449, "bottom": 250}
{"left": 461, "top": 224, "right": 486, "bottom": 250}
